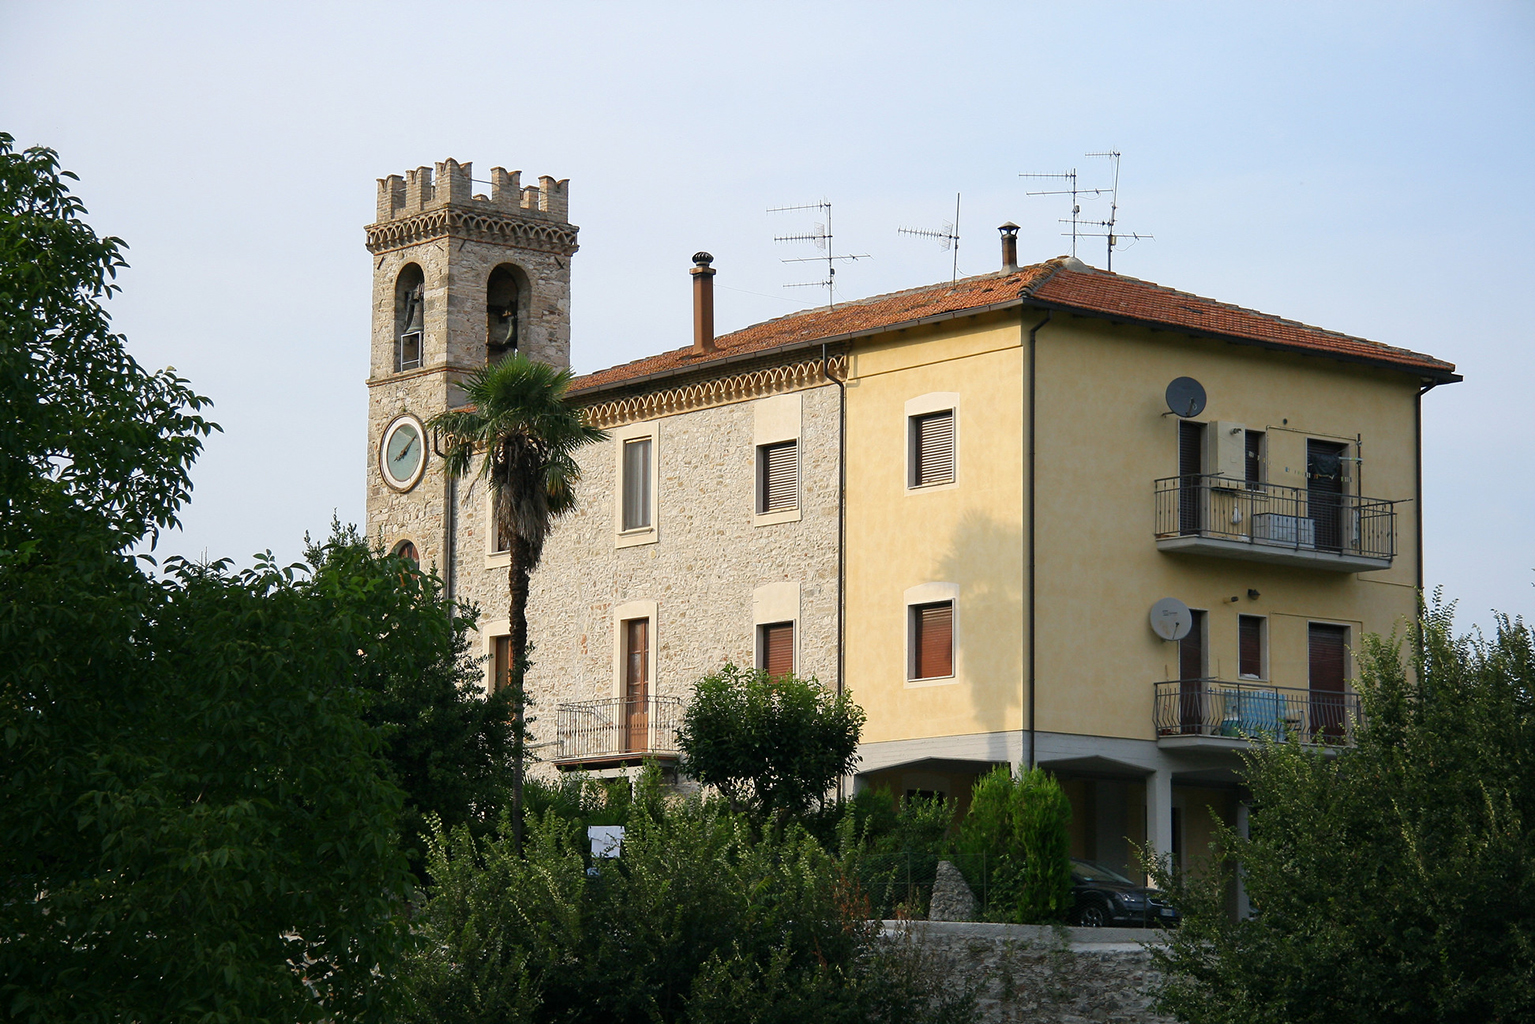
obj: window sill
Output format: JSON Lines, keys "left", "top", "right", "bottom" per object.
{"left": 905, "top": 674, "right": 958, "bottom": 689}
{"left": 754, "top": 507, "right": 802, "bottom": 527}
{"left": 905, "top": 480, "right": 959, "bottom": 495}
{"left": 615, "top": 527, "right": 658, "bottom": 549}
{"left": 485, "top": 551, "right": 511, "bottom": 570}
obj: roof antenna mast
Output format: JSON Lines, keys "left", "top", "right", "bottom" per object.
{"left": 1021, "top": 152, "right": 1152, "bottom": 271}
{"left": 768, "top": 199, "right": 870, "bottom": 309}
{"left": 898, "top": 192, "right": 963, "bottom": 287}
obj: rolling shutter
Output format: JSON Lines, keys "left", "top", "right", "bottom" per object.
{"left": 914, "top": 602, "right": 954, "bottom": 679}
{"left": 761, "top": 622, "right": 794, "bottom": 678}
{"left": 913, "top": 411, "right": 955, "bottom": 486}
{"left": 1309, "top": 623, "right": 1348, "bottom": 739}
{"left": 759, "top": 441, "right": 799, "bottom": 513}
{"left": 1239, "top": 615, "right": 1263, "bottom": 678}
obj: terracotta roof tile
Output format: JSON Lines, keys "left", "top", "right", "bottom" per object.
{"left": 568, "top": 257, "right": 1458, "bottom": 396}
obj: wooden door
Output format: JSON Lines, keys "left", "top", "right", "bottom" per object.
{"left": 1308, "top": 623, "right": 1348, "bottom": 740}
{"left": 1178, "top": 421, "right": 1205, "bottom": 535}
{"left": 1307, "top": 440, "right": 1347, "bottom": 551}
{"left": 1179, "top": 610, "right": 1207, "bottom": 733}
{"left": 624, "top": 619, "right": 649, "bottom": 753}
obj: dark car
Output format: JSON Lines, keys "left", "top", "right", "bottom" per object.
{"left": 1069, "top": 858, "right": 1179, "bottom": 928}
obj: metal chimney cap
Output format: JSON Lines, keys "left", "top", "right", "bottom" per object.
{"left": 998, "top": 222, "right": 1020, "bottom": 234}
{"left": 692, "top": 251, "right": 714, "bottom": 266}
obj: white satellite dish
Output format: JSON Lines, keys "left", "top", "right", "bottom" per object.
{"left": 1149, "top": 598, "right": 1193, "bottom": 641}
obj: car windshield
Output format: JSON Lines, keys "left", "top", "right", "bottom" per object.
{"left": 1071, "top": 859, "right": 1135, "bottom": 885}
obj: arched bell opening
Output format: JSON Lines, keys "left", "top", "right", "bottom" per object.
{"left": 486, "top": 263, "right": 530, "bottom": 365}
{"left": 394, "top": 263, "right": 426, "bottom": 372}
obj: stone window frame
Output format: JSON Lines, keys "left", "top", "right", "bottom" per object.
{"left": 904, "top": 581, "right": 960, "bottom": 687}
{"left": 753, "top": 392, "right": 803, "bottom": 527}
{"left": 752, "top": 581, "right": 801, "bottom": 675}
{"left": 905, "top": 392, "right": 961, "bottom": 494}
{"left": 612, "top": 421, "right": 660, "bottom": 548}
{"left": 611, "top": 599, "right": 660, "bottom": 700}
{"left": 484, "top": 489, "right": 512, "bottom": 569}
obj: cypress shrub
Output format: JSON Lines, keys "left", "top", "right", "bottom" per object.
{"left": 953, "top": 766, "right": 1072, "bottom": 923}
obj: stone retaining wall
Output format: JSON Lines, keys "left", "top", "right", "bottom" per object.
{"left": 883, "top": 921, "right": 1174, "bottom": 1024}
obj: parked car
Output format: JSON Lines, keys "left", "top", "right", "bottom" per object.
{"left": 1069, "top": 858, "right": 1180, "bottom": 927}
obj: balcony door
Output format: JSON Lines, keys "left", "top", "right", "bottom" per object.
{"left": 624, "top": 618, "right": 650, "bottom": 753}
{"left": 1307, "top": 440, "right": 1347, "bottom": 552}
{"left": 1178, "top": 421, "right": 1206, "bottom": 535}
{"left": 1179, "top": 610, "right": 1208, "bottom": 734}
{"left": 1308, "top": 623, "right": 1348, "bottom": 740}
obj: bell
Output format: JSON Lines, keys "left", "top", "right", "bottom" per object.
{"left": 403, "top": 285, "right": 425, "bottom": 335}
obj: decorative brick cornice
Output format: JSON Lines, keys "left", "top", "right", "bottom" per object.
{"left": 577, "top": 355, "right": 846, "bottom": 429}
{"left": 365, "top": 205, "right": 580, "bottom": 257}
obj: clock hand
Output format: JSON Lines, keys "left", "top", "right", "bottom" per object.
{"left": 393, "top": 434, "right": 417, "bottom": 463}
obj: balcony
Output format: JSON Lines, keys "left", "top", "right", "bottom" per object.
{"left": 1154, "top": 679, "right": 1361, "bottom": 751}
{"left": 552, "top": 696, "right": 684, "bottom": 769}
{"left": 1154, "top": 475, "right": 1396, "bottom": 572}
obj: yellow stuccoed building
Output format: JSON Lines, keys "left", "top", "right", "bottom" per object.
{"left": 361, "top": 163, "right": 1459, "bottom": 903}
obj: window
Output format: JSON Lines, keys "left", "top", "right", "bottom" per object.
{"left": 1308, "top": 623, "right": 1349, "bottom": 739}
{"left": 1178, "top": 609, "right": 1208, "bottom": 734}
{"left": 622, "top": 437, "right": 652, "bottom": 531}
{"left": 492, "top": 634, "right": 512, "bottom": 692}
{"left": 910, "top": 411, "right": 955, "bottom": 487}
{"left": 911, "top": 601, "right": 954, "bottom": 680}
{"left": 392, "top": 540, "right": 419, "bottom": 564}
{"left": 1238, "top": 615, "right": 1264, "bottom": 679}
{"left": 758, "top": 621, "right": 794, "bottom": 679}
{"left": 623, "top": 618, "right": 650, "bottom": 753}
{"left": 757, "top": 440, "right": 799, "bottom": 514}
{"left": 1244, "top": 430, "right": 1265, "bottom": 488}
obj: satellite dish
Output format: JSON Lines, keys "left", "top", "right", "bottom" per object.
{"left": 1165, "top": 377, "right": 1207, "bottom": 418}
{"left": 1149, "top": 598, "right": 1193, "bottom": 641}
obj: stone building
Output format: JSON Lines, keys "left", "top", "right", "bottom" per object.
{"left": 363, "top": 158, "right": 1461, "bottom": 893}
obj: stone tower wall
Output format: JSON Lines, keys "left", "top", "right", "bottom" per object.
{"left": 364, "top": 158, "right": 578, "bottom": 567}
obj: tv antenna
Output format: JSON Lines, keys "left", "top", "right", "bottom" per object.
{"left": 1019, "top": 168, "right": 1105, "bottom": 258}
{"left": 1074, "top": 151, "right": 1152, "bottom": 272}
{"left": 768, "top": 199, "right": 869, "bottom": 308}
{"left": 899, "top": 193, "right": 962, "bottom": 286}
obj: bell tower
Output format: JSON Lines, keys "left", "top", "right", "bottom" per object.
{"left": 363, "top": 158, "right": 579, "bottom": 569}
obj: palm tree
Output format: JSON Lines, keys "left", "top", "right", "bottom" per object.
{"left": 429, "top": 354, "right": 606, "bottom": 854}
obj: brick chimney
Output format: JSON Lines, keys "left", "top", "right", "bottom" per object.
{"left": 999, "top": 222, "right": 1020, "bottom": 272}
{"left": 691, "top": 251, "right": 716, "bottom": 355}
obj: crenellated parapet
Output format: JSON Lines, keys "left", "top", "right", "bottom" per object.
{"left": 367, "top": 158, "right": 577, "bottom": 255}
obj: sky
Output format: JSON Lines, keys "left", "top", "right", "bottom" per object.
{"left": 3, "top": 1, "right": 1533, "bottom": 631}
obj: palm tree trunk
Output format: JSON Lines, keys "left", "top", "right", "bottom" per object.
{"left": 507, "top": 533, "right": 533, "bottom": 856}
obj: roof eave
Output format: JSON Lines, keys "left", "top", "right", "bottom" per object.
{"left": 1018, "top": 297, "right": 1463, "bottom": 385}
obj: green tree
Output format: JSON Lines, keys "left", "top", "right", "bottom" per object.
{"left": 676, "top": 664, "right": 865, "bottom": 828}
{"left": 1150, "top": 600, "right": 1535, "bottom": 1024}
{"left": 429, "top": 354, "right": 606, "bottom": 854}
{"left": 304, "top": 521, "right": 517, "bottom": 870}
{"left": 1, "top": 136, "right": 414, "bottom": 1022}
{"left": 952, "top": 766, "right": 1072, "bottom": 923}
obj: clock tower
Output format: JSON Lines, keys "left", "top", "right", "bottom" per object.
{"left": 363, "top": 158, "right": 578, "bottom": 574}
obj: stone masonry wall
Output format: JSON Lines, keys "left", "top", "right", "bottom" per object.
{"left": 450, "top": 381, "right": 843, "bottom": 766}
{"left": 886, "top": 922, "right": 1173, "bottom": 1024}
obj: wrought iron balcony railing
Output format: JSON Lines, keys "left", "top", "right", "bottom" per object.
{"left": 1153, "top": 474, "right": 1396, "bottom": 571}
{"left": 1154, "top": 679, "right": 1361, "bottom": 747}
{"left": 553, "top": 696, "right": 684, "bottom": 765}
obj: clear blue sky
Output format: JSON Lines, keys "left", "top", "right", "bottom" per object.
{"left": 4, "top": 1, "right": 1532, "bottom": 630}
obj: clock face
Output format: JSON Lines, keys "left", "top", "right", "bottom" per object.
{"left": 380, "top": 416, "right": 426, "bottom": 491}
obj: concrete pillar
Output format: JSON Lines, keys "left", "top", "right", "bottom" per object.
{"left": 1146, "top": 768, "right": 1173, "bottom": 877}
{"left": 1235, "top": 800, "right": 1252, "bottom": 919}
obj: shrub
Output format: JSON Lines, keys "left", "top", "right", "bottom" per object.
{"left": 953, "top": 766, "right": 1072, "bottom": 923}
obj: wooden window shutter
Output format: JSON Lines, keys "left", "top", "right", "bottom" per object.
{"left": 493, "top": 635, "right": 511, "bottom": 691}
{"left": 624, "top": 619, "right": 649, "bottom": 700}
{"left": 1179, "top": 610, "right": 1206, "bottom": 681}
{"left": 761, "top": 622, "right": 794, "bottom": 678}
{"left": 913, "top": 602, "right": 954, "bottom": 678}
{"left": 759, "top": 441, "right": 798, "bottom": 513}
{"left": 913, "top": 411, "right": 955, "bottom": 486}
{"left": 1308, "top": 624, "right": 1347, "bottom": 692}
{"left": 622, "top": 437, "right": 652, "bottom": 530}
{"left": 1239, "top": 615, "right": 1263, "bottom": 678}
